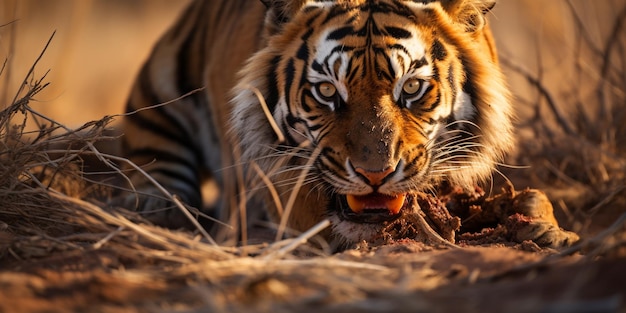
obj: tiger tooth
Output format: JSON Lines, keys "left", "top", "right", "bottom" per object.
{"left": 346, "top": 194, "right": 366, "bottom": 213}
{"left": 387, "top": 194, "right": 406, "bottom": 215}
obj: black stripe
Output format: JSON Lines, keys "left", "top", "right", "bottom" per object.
{"left": 331, "top": 45, "right": 355, "bottom": 54}
{"left": 462, "top": 72, "right": 476, "bottom": 98}
{"left": 311, "top": 60, "right": 324, "bottom": 74}
{"left": 176, "top": 21, "right": 203, "bottom": 100}
{"left": 128, "top": 63, "right": 160, "bottom": 112}
{"left": 384, "top": 53, "right": 396, "bottom": 79}
{"left": 410, "top": 57, "right": 428, "bottom": 69}
{"left": 321, "top": 147, "right": 344, "bottom": 170}
{"left": 392, "top": 0, "right": 421, "bottom": 18}
{"left": 373, "top": 47, "right": 394, "bottom": 82}
{"left": 128, "top": 68, "right": 203, "bottom": 165}
{"left": 285, "top": 113, "right": 305, "bottom": 130}
{"left": 370, "top": 19, "right": 383, "bottom": 36}
{"left": 138, "top": 70, "right": 198, "bottom": 156}
{"left": 431, "top": 39, "right": 447, "bottom": 61}
{"left": 303, "top": 5, "right": 318, "bottom": 15}
{"left": 265, "top": 55, "right": 281, "bottom": 114}
{"left": 327, "top": 26, "right": 355, "bottom": 41}
{"left": 448, "top": 65, "right": 457, "bottom": 111}
{"left": 299, "top": 66, "right": 310, "bottom": 101}
{"left": 307, "top": 122, "right": 323, "bottom": 132}
{"left": 127, "top": 148, "right": 198, "bottom": 179}
{"left": 347, "top": 61, "right": 360, "bottom": 84}
{"left": 125, "top": 112, "right": 190, "bottom": 154}
{"left": 284, "top": 58, "right": 296, "bottom": 107}
{"left": 304, "top": 10, "right": 324, "bottom": 27}
{"left": 387, "top": 43, "right": 411, "bottom": 56}
{"left": 297, "top": 28, "right": 314, "bottom": 59}
{"left": 301, "top": 91, "right": 314, "bottom": 113}
{"left": 414, "top": 124, "right": 428, "bottom": 138}
{"left": 296, "top": 39, "right": 311, "bottom": 61}
{"left": 283, "top": 114, "right": 303, "bottom": 146}
{"left": 404, "top": 145, "right": 425, "bottom": 171}
{"left": 384, "top": 26, "right": 412, "bottom": 39}
{"left": 356, "top": 20, "right": 370, "bottom": 37}
{"left": 321, "top": 5, "right": 350, "bottom": 25}
{"left": 418, "top": 86, "right": 438, "bottom": 112}
{"left": 317, "top": 123, "right": 334, "bottom": 143}
{"left": 149, "top": 168, "right": 200, "bottom": 202}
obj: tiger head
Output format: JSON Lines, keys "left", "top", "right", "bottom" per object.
{"left": 231, "top": 0, "right": 512, "bottom": 246}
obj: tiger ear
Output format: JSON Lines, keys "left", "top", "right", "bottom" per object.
{"left": 437, "top": 0, "right": 496, "bottom": 32}
{"left": 261, "top": 0, "right": 309, "bottom": 33}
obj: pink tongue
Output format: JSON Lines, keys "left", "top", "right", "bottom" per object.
{"left": 346, "top": 193, "right": 406, "bottom": 214}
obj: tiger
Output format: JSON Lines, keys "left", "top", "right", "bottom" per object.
{"left": 120, "top": 0, "right": 574, "bottom": 248}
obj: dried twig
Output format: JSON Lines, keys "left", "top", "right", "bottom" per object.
{"left": 500, "top": 57, "right": 575, "bottom": 136}
{"left": 263, "top": 219, "right": 331, "bottom": 260}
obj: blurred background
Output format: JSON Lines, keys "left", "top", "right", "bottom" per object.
{"left": 0, "top": 0, "right": 189, "bottom": 126}
{"left": 0, "top": 0, "right": 621, "bottom": 127}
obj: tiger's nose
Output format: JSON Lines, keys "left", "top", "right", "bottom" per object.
{"left": 354, "top": 166, "right": 396, "bottom": 186}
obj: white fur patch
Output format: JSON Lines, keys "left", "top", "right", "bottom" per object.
{"left": 454, "top": 91, "right": 475, "bottom": 122}
{"left": 329, "top": 215, "right": 384, "bottom": 245}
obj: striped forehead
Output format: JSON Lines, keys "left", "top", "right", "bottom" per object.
{"left": 307, "top": 6, "right": 427, "bottom": 84}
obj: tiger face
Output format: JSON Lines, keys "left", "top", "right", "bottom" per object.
{"left": 232, "top": 0, "right": 512, "bottom": 245}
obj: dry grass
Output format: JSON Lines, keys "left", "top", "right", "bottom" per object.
{"left": 0, "top": 32, "right": 385, "bottom": 312}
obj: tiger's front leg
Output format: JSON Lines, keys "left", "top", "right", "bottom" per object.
{"left": 446, "top": 183, "right": 580, "bottom": 248}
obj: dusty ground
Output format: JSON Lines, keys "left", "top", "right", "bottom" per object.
{"left": 1, "top": 0, "right": 625, "bottom": 312}
{"left": 1, "top": 231, "right": 625, "bottom": 312}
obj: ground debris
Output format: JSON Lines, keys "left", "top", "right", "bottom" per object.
{"left": 373, "top": 182, "right": 580, "bottom": 249}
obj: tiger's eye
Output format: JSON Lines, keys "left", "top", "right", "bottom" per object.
{"left": 317, "top": 82, "right": 337, "bottom": 98}
{"left": 402, "top": 79, "right": 421, "bottom": 95}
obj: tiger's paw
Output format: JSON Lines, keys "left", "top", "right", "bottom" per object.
{"left": 505, "top": 213, "right": 580, "bottom": 249}
{"left": 505, "top": 189, "right": 580, "bottom": 249}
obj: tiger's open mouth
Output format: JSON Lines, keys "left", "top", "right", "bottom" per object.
{"left": 334, "top": 192, "right": 412, "bottom": 224}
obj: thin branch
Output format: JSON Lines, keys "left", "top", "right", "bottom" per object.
{"left": 599, "top": 5, "right": 626, "bottom": 82}
{"left": 596, "top": 5, "right": 626, "bottom": 121}
{"left": 275, "top": 141, "right": 319, "bottom": 241}
{"left": 247, "top": 85, "right": 285, "bottom": 144}
{"left": 501, "top": 57, "right": 576, "bottom": 136}
{"left": 10, "top": 31, "right": 56, "bottom": 106}
{"left": 119, "top": 87, "right": 205, "bottom": 117}
{"left": 263, "top": 219, "right": 331, "bottom": 260}
{"left": 565, "top": 0, "right": 603, "bottom": 57}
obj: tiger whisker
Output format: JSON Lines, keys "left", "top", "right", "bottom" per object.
{"left": 430, "top": 150, "right": 486, "bottom": 165}
{"left": 430, "top": 135, "right": 483, "bottom": 151}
